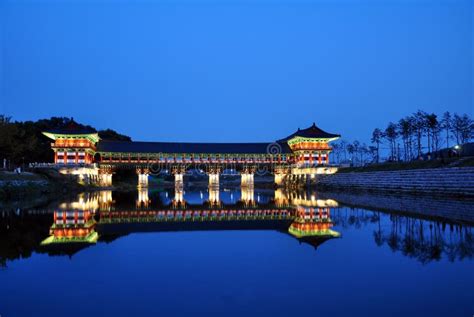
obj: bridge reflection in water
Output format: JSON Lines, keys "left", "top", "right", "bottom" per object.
{"left": 36, "top": 188, "right": 474, "bottom": 263}
{"left": 40, "top": 188, "right": 341, "bottom": 252}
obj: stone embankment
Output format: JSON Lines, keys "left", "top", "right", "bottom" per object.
{"left": 314, "top": 167, "right": 474, "bottom": 197}
{"left": 0, "top": 170, "right": 84, "bottom": 201}
{"left": 0, "top": 179, "right": 49, "bottom": 188}
{"left": 318, "top": 190, "right": 474, "bottom": 224}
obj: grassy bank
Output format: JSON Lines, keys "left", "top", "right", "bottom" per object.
{"left": 338, "top": 157, "right": 474, "bottom": 173}
{"left": 0, "top": 170, "right": 85, "bottom": 202}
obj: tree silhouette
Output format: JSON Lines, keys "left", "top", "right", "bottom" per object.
{"left": 371, "top": 128, "right": 383, "bottom": 163}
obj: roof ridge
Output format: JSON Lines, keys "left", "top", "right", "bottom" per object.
{"left": 100, "top": 140, "right": 277, "bottom": 145}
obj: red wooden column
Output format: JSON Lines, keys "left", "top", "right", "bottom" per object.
{"left": 318, "top": 151, "right": 322, "bottom": 165}
{"left": 75, "top": 151, "right": 79, "bottom": 164}
{"left": 54, "top": 151, "right": 58, "bottom": 163}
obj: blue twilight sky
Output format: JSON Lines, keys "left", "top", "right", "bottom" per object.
{"left": 0, "top": 0, "right": 472, "bottom": 143}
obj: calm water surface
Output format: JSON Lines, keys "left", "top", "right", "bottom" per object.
{"left": 1, "top": 187, "right": 473, "bottom": 317}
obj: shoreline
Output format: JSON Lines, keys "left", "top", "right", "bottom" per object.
{"left": 317, "top": 189, "right": 474, "bottom": 225}
{"left": 310, "top": 166, "right": 474, "bottom": 198}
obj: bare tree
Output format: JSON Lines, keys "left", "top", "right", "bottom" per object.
{"left": 371, "top": 128, "right": 383, "bottom": 163}
{"left": 331, "top": 142, "right": 341, "bottom": 164}
{"left": 368, "top": 145, "right": 378, "bottom": 163}
{"left": 353, "top": 141, "right": 360, "bottom": 166}
{"left": 359, "top": 143, "right": 370, "bottom": 165}
{"left": 384, "top": 122, "right": 398, "bottom": 161}
{"left": 441, "top": 111, "right": 452, "bottom": 148}
{"left": 0, "top": 115, "right": 12, "bottom": 124}
{"left": 452, "top": 113, "right": 474, "bottom": 145}
{"left": 425, "top": 113, "right": 439, "bottom": 153}
{"left": 346, "top": 143, "right": 355, "bottom": 166}
{"left": 339, "top": 139, "right": 348, "bottom": 161}
{"left": 399, "top": 117, "right": 413, "bottom": 161}
{"left": 413, "top": 110, "right": 427, "bottom": 158}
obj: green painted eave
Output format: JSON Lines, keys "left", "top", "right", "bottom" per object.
{"left": 288, "top": 227, "right": 341, "bottom": 238}
{"left": 42, "top": 132, "right": 100, "bottom": 144}
{"left": 40, "top": 231, "right": 99, "bottom": 245}
{"left": 287, "top": 136, "right": 340, "bottom": 145}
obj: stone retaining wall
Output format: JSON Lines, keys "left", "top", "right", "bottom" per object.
{"left": 318, "top": 190, "right": 474, "bottom": 224}
{"left": 0, "top": 180, "right": 49, "bottom": 188}
{"left": 314, "top": 167, "right": 474, "bottom": 197}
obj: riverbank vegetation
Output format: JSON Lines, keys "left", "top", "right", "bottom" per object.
{"left": 338, "top": 157, "right": 474, "bottom": 173}
{"left": 0, "top": 169, "right": 87, "bottom": 202}
{"left": 0, "top": 116, "right": 130, "bottom": 168}
{"left": 331, "top": 110, "right": 473, "bottom": 166}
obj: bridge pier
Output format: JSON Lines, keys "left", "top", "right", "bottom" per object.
{"left": 137, "top": 168, "right": 149, "bottom": 188}
{"left": 174, "top": 173, "right": 184, "bottom": 189}
{"left": 208, "top": 167, "right": 220, "bottom": 188}
{"left": 100, "top": 190, "right": 113, "bottom": 207}
{"left": 274, "top": 188, "right": 289, "bottom": 207}
{"left": 79, "top": 173, "right": 91, "bottom": 185}
{"left": 172, "top": 166, "right": 185, "bottom": 189}
{"left": 208, "top": 186, "right": 220, "bottom": 207}
{"left": 99, "top": 167, "right": 113, "bottom": 187}
{"left": 172, "top": 186, "right": 185, "bottom": 208}
{"left": 136, "top": 187, "right": 150, "bottom": 209}
{"left": 99, "top": 174, "right": 112, "bottom": 186}
{"left": 273, "top": 166, "right": 289, "bottom": 187}
{"left": 241, "top": 167, "right": 255, "bottom": 188}
{"left": 95, "top": 174, "right": 102, "bottom": 185}
{"left": 241, "top": 172, "right": 254, "bottom": 188}
{"left": 274, "top": 173, "right": 286, "bottom": 186}
{"left": 241, "top": 186, "right": 255, "bottom": 206}
{"left": 209, "top": 173, "right": 219, "bottom": 187}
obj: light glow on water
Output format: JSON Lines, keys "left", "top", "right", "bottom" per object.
{"left": 1, "top": 188, "right": 473, "bottom": 317}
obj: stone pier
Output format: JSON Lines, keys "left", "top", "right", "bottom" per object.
{"left": 208, "top": 186, "right": 220, "bottom": 206}
{"left": 136, "top": 187, "right": 150, "bottom": 208}
{"left": 241, "top": 173, "right": 254, "bottom": 187}
{"left": 99, "top": 173, "right": 112, "bottom": 187}
{"left": 174, "top": 173, "right": 184, "bottom": 189}
{"left": 172, "top": 166, "right": 185, "bottom": 189}
{"left": 241, "top": 186, "right": 255, "bottom": 206}
{"left": 99, "top": 167, "right": 113, "bottom": 187}
{"left": 208, "top": 167, "right": 220, "bottom": 188}
{"left": 172, "top": 187, "right": 185, "bottom": 208}
{"left": 241, "top": 167, "right": 255, "bottom": 187}
{"left": 137, "top": 168, "right": 149, "bottom": 188}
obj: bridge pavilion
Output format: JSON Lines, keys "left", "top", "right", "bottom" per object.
{"left": 42, "top": 122, "right": 340, "bottom": 187}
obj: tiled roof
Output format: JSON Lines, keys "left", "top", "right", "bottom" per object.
{"left": 97, "top": 140, "right": 292, "bottom": 154}
{"left": 279, "top": 123, "right": 340, "bottom": 141}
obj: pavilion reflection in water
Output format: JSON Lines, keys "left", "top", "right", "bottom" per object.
{"left": 40, "top": 188, "right": 341, "bottom": 251}
{"left": 2, "top": 188, "right": 470, "bottom": 264}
